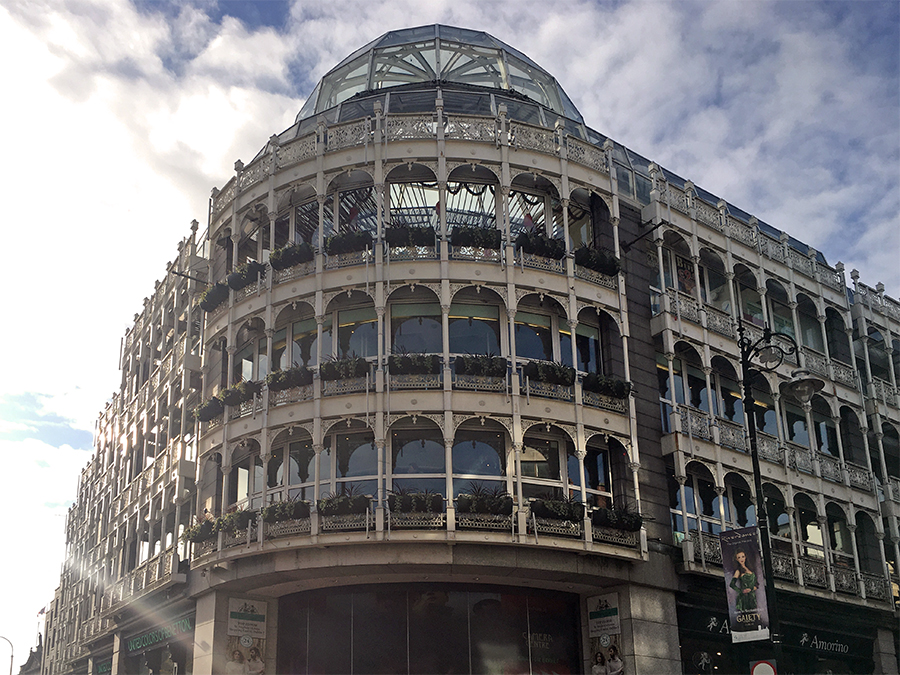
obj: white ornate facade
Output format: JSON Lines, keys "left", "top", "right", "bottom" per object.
{"left": 44, "top": 25, "right": 898, "bottom": 675}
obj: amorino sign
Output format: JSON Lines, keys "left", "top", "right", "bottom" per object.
{"left": 784, "top": 625, "right": 871, "bottom": 657}
{"left": 124, "top": 614, "right": 195, "bottom": 654}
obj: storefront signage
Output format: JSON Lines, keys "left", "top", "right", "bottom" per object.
{"left": 227, "top": 598, "right": 267, "bottom": 638}
{"left": 125, "top": 615, "right": 194, "bottom": 654}
{"left": 719, "top": 527, "right": 770, "bottom": 643}
{"left": 587, "top": 593, "right": 620, "bottom": 638}
{"left": 94, "top": 659, "right": 112, "bottom": 675}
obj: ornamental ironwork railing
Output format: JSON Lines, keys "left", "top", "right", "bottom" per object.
{"left": 846, "top": 462, "right": 873, "bottom": 491}
{"left": 818, "top": 453, "right": 843, "bottom": 483}
{"left": 387, "top": 511, "right": 446, "bottom": 531}
{"left": 270, "top": 385, "right": 314, "bottom": 406}
{"left": 705, "top": 305, "right": 735, "bottom": 338}
{"left": 525, "top": 379, "right": 574, "bottom": 402}
{"left": 518, "top": 250, "right": 565, "bottom": 274}
{"left": 716, "top": 418, "right": 747, "bottom": 451}
{"left": 266, "top": 518, "right": 312, "bottom": 538}
{"left": 574, "top": 265, "right": 618, "bottom": 289}
{"left": 456, "top": 512, "right": 514, "bottom": 533}
{"left": 689, "top": 530, "right": 723, "bottom": 565}
{"left": 592, "top": 526, "right": 639, "bottom": 548}
{"left": 801, "top": 556, "right": 828, "bottom": 588}
{"left": 801, "top": 347, "right": 829, "bottom": 378}
{"left": 453, "top": 374, "right": 507, "bottom": 392}
{"left": 678, "top": 405, "right": 711, "bottom": 440}
{"left": 582, "top": 391, "right": 628, "bottom": 414}
{"left": 274, "top": 260, "right": 315, "bottom": 284}
{"left": 389, "top": 373, "right": 442, "bottom": 390}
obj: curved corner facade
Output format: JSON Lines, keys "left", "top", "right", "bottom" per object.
{"left": 42, "top": 25, "right": 899, "bottom": 675}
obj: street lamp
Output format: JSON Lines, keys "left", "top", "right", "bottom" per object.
{"left": 737, "top": 322, "right": 824, "bottom": 668}
{"left": 0, "top": 635, "right": 13, "bottom": 675}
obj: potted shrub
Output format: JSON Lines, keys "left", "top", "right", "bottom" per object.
{"left": 581, "top": 373, "right": 632, "bottom": 399}
{"left": 574, "top": 245, "right": 620, "bottom": 276}
{"left": 515, "top": 230, "right": 566, "bottom": 260}
{"left": 456, "top": 482, "right": 513, "bottom": 515}
{"left": 320, "top": 356, "right": 369, "bottom": 381}
{"left": 385, "top": 224, "right": 435, "bottom": 247}
{"left": 591, "top": 506, "right": 643, "bottom": 531}
{"left": 522, "top": 361, "right": 575, "bottom": 386}
{"left": 193, "top": 396, "right": 224, "bottom": 421}
{"left": 266, "top": 366, "right": 314, "bottom": 391}
{"left": 530, "top": 495, "right": 584, "bottom": 522}
{"left": 387, "top": 488, "right": 444, "bottom": 513}
{"left": 261, "top": 499, "right": 311, "bottom": 523}
{"left": 227, "top": 260, "right": 266, "bottom": 291}
{"left": 269, "top": 242, "right": 314, "bottom": 270}
{"left": 389, "top": 354, "right": 441, "bottom": 375}
{"left": 450, "top": 226, "right": 502, "bottom": 250}
{"left": 455, "top": 354, "right": 507, "bottom": 378}
{"left": 325, "top": 230, "right": 373, "bottom": 255}
{"left": 199, "top": 282, "right": 229, "bottom": 312}
{"left": 215, "top": 509, "right": 257, "bottom": 535}
{"left": 219, "top": 380, "right": 262, "bottom": 406}
{"left": 182, "top": 519, "right": 215, "bottom": 543}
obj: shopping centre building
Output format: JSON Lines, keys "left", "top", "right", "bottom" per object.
{"left": 41, "top": 25, "right": 899, "bottom": 675}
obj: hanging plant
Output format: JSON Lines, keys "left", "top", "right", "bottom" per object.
{"left": 261, "top": 499, "right": 311, "bottom": 523}
{"left": 581, "top": 373, "right": 632, "bottom": 399}
{"left": 450, "top": 226, "right": 502, "bottom": 249}
{"left": 385, "top": 224, "right": 435, "bottom": 247}
{"left": 266, "top": 366, "right": 314, "bottom": 391}
{"left": 574, "top": 245, "right": 620, "bottom": 276}
{"left": 389, "top": 354, "right": 441, "bottom": 375}
{"left": 454, "top": 354, "right": 507, "bottom": 377}
{"left": 269, "top": 242, "right": 314, "bottom": 270}
{"left": 515, "top": 230, "right": 566, "bottom": 260}
{"left": 387, "top": 487, "right": 444, "bottom": 513}
{"left": 530, "top": 495, "right": 584, "bottom": 523}
{"left": 227, "top": 260, "right": 266, "bottom": 290}
{"left": 181, "top": 519, "right": 215, "bottom": 543}
{"left": 456, "top": 482, "right": 513, "bottom": 515}
{"left": 219, "top": 380, "right": 262, "bottom": 406}
{"left": 193, "top": 396, "right": 224, "bottom": 421}
{"left": 317, "top": 487, "right": 370, "bottom": 515}
{"left": 325, "top": 230, "right": 373, "bottom": 255}
{"left": 522, "top": 361, "right": 575, "bottom": 386}
{"left": 320, "top": 356, "right": 369, "bottom": 381}
{"left": 199, "top": 282, "right": 229, "bottom": 312}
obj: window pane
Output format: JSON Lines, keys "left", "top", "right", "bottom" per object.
{"left": 392, "top": 429, "right": 445, "bottom": 474}
{"left": 449, "top": 303, "right": 500, "bottom": 355}
{"left": 452, "top": 430, "right": 506, "bottom": 476}
{"left": 286, "top": 440, "right": 315, "bottom": 485}
{"left": 338, "top": 307, "right": 378, "bottom": 358}
{"left": 514, "top": 312, "right": 553, "bottom": 361}
{"left": 520, "top": 439, "right": 560, "bottom": 480}
{"left": 336, "top": 432, "right": 377, "bottom": 478}
{"left": 446, "top": 182, "right": 495, "bottom": 229}
{"left": 391, "top": 303, "right": 442, "bottom": 353}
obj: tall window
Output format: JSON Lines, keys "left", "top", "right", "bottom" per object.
{"left": 390, "top": 303, "right": 442, "bottom": 354}
{"left": 448, "top": 302, "right": 501, "bottom": 355}
{"left": 451, "top": 428, "right": 507, "bottom": 496}
{"left": 390, "top": 425, "right": 446, "bottom": 497}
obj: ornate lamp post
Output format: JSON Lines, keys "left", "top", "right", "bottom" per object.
{"left": 0, "top": 635, "right": 12, "bottom": 675}
{"left": 738, "top": 322, "right": 824, "bottom": 666}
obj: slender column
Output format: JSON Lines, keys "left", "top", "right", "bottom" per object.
{"left": 785, "top": 505, "right": 802, "bottom": 585}
{"left": 375, "top": 440, "right": 386, "bottom": 507}
{"left": 226, "top": 346, "right": 237, "bottom": 387}
{"left": 567, "top": 319, "right": 579, "bottom": 371}
{"left": 444, "top": 440, "right": 455, "bottom": 518}
{"left": 831, "top": 415, "right": 851, "bottom": 486}
{"left": 818, "top": 514, "right": 835, "bottom": 591}
{"left": 656, "top": 239, "right": 669, "bottom": 314}
{"left": 313, "top": 444, "right": 324, "bottom": 503}
{"left": 441, "top": 304, "right": 451, "bottom": 375}
{"left": 847, "top": 522, "right": 865, "bottom": 597}
{"left": 725, "top": 271, "right": 737, "bottom": 320}
{"left": 513, "top": 442, "right": 524, "bottom": 510}
{"left": 802, "top": 401, "right": 821, "bottom": 477}
{"left": 715, "top": 485, "right": 727, "bottom": 531}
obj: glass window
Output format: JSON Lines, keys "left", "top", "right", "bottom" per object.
{"left": 272, "top": 328, "right": 288, "bottom": 371}
{"left": 739, "top": 284, "right": 764, "bottom": 325}
{"left": 448, "top": 303, "right": 500, "bottom": 355}
{"left": 336, "top": 432, "right": 377, "bottom": 478}
{"left": 770, "top": 299, "right": 794, "bottom": 339}
{"left": 508, "top": 190, "right": 545, "bottom": 236}
{"left": 514, "top": 311, "right": 553, "bottom": 361}
{"left": 295, "top": 199, "right": 318, "bottom": 245}
{"left": 446, "top": 181, "right": 495, "bottom": 229}
{"left": 718, "top": 375, "right": 744, "bottom": 423}
{"left": 338, "top": 307, "right": 378, "bottom": 358}
{"left": 233, "top": 343, "right": 254, "bottom": 383}
{"left": 391, "top": 303, "right": 442, "bottom": 354}
{"left": 452, "top": 430, "right": 506, "bottom": 476}
{"left": 390, "top": 182, "right": 439, "bottom": 229}
{"left": 784, "top": 402, "right": 809, "bottom": 446}
{"left": 337, "top": 186, "right": 377, "bottom": 235}
{"left": 293, "top": 317, "right": 331, "bottom": 366}
{"left": 391, "top": 428, "right": 445, "bottom": 475}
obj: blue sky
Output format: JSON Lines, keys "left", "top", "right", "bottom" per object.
{"left": 0, "top": 0, "right": 897, "bottom": 666}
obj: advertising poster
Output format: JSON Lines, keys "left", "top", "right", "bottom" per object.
{"left": 587, "top": 594, "right": 624, "bottom": 674}
{"left": 719, "top": 527, "right": 770, "bottom": 643}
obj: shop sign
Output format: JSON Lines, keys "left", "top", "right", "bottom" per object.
{"left": 227, "top": 598, "right": 267, "bottom": 639}
{"left": 94, "top": 659, "right": 112, "bottom": 675}
{"left": 783, "top": 626, "right": 869, "bottom": 657}
{"left": 587, "top": 593, "right": 619, "bottom": 638}
{"left": 125, "top": 615, "right": 194, "bottom": 654}
{"left": 719, "top": 527, "right": 770, "bottom": 643}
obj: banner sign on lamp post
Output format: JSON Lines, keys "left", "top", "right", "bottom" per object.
{"left": 719, "top": 527, "right": 770, "bottom": 643}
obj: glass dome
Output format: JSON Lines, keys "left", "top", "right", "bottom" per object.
{"left": 297, "top": 24, "right": 583, "bottom": 123}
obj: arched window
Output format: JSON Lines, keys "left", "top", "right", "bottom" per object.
{"left": 766, "top": 280, "right": 794, "bottom": 339}
{"left": 451, "top": 423, "right": 508, "bottom": 497}
{"left": 825, "top": 503, "right": 852, "bottom": 560}
{"left": 514, "top": 296, "right": 568, "bottom": 363}
{"left": 797, "top": 294, "right": 824, "bottom": 352}
{"left": 839, "top": 407, "right": 866, "bottom": 465}
{"left": 390, "top": 422, "right": 446, "bottom": 497}
{"left": 762, "top": 484, "right": 791, "bottom": 548}
{"left": 867, "top": 330, "right": 891, "bottom": 382}
{"left": 856, "top": 512, "right": 883, "bottom": 575}
{"left": 735, "top": 266, "right": 763, "bottom": 326}
{"left": 322, "top": 423, "right": 377, "bottom": 497}
{"left": 699, "top": 249, "right": 730, "bottom": 312}
{"left": 509, "top": 174, "right": 562, "bottom": 239}
{"left": 794, "top": 493, "right": 824, "bottom": 559}
{"left": 446, "top": 165, "right": 497, "bottom": 230}
{"left": 825, "top": 308, "right": 851, "bottom": 364}
{"left": 811, "top": 396, "right": 837, "bottom": 456}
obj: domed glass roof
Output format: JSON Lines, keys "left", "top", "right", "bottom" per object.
{"left": 297, "top": 24, "right": 583, "bottom": 123}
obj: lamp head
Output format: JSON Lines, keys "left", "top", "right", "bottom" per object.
{"left": 782, "top": 368, "right": 825, "bottom": 404}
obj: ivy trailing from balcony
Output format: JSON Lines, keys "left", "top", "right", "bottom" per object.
{"left": 265, "top": 366, "right": 314, "bottom": 391}
{"left": 260, "top": 499, "right": 311, "bottom": 523}
{"left": 182, "top": 519, "right": 215, "bottom": 543}
{"left": 454, "top": 354, "right": 507, "bottom": 377}
{"left": 387, "top": 487, "right": 444, "bottom": 513}
{"left": 218, "top": 380, "right": 262, "bottom": 406}
{"left": 450, "top": 225, "right": 502, "bottom": 250}
{"left": 522, "top": 360, "right": 575, "bottom": 386}
{"left": 325, "top": 230, "right": 373, "bottom": 255}
{"left": 384, "top": 224, "right": 436, "bottom": 247}
{"left": 227, "top": 260, "right": 266, "bottom": 290}
{"left": 199, "top": 282, "right": 229, "bottom": 312}
{"left": 581, "top": 373, "right": 632, "bottom": 399}
{"left": 530, "top": 495, "right": 584, "bottom": 523}
{"left": 456, "top": 482, "right": 513, "bottom": 515}
{"left": 214, "top": 508, "right": 258, "bottom": 535}
{"left": 193, "top": 396, "right": 224, "bottom": 421}
{"left": 574, "top": 245, "right": 620, "bottom": 276}
{"left": 319, "top": 356, "right": 369, "bottom": 381}
{"left": 388, "top": 353, "right": 441, "bottom": 375}
{"left": 515, "top": 230, "right": 566, "bottom": 260}
{"left": 269, "top": 242, "right": 314, "bottom": 270}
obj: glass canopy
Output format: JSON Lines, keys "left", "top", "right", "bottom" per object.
{"left": 297, "top": 24, "right": 583, "bottom": 123}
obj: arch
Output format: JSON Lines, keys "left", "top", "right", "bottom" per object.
{"left": 276, "top": 183, "right": 317, "bottom": 213}
{"left": 509, "top": 172, "right": 562, "bottom": 238}
{"left": 825, "top": 307, "right": 852, "bottom": 364}
{"left": 451, "top": 418, "right": 510, "bottom": 493}
{"left": 685, "top": 459, "right": 715, "bottom": 483}
{"left": 514, "top": 294, "right": 570, "bottom": 362}
{"left": 662, "top": 229, "right": 692, "bottom": 257}
{"left": 567, "top": 186, "right": 612, "bottom": 251}
{"left": 881, "top": 422, "right": 900, "bottom": 480}
{"left": 326, "top": 168, "right": 375, "bottom": 193}
{"left": 762, "top": 482, "right": 791, "bottom": 539}
{"left": 855, "top": 510, "right": 883, "bottom": 575}
{"left": 839, "top": 406, "right": 865, "bottom": 465}
{"left": 449, "top": 286, "right": 505, "bottom": 357}
{"left": 389, "top": 416, "right": 446, "bottom": 496}
{"left": 825, "top": 501, "right": 853, "bottom": 556}
{"left": 796, "top": 293, "right": 824, "bottom": 352}
{"left": 385, "top": 162, "right": 437, "bottom": 184}
{"left": 447, "top": 163, "right": 500, "bottom": 184}
{"left": 811, "top": 394, "right": 838, "bottom": 455}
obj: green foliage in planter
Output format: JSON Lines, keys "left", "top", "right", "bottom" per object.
{"left": 454, "top": 354, "right": 507, "bottom": 377}
{"left": 574, "top": 245, "right": 620, "bottom": 276}
{"left": 456, "top": 482, "right": 513, "bottom": 515}
{"left": 227, "top": 260, "right": 266, "bottom": 290}
{"left": 181, "top": 519, "right": 215, "bottom": 543}
{"left": 214, "top": 509, "right": 257, "bottom": 535}
{"left": 319, "top": 356, "right": 369, "bottom": 381}
{"left": 450, "top": 226, "right": 502, "bottom": 249}
{"left": 325, "top": 230, "right": 373, "bottom": 255}
{"left": 530, "top": 496, "right": 584, "bottom": 522}
{"left": 387, "top": 487, "right": 444, "bottom": 513}
{"left": 591, "top": 507, "right": 643, "bottom": 531}
{"left": 219, "top": 380, "right": 262, "bottom": 406}
{"left": 522, "top": 360, "right": 575, "bottom": 386}
{"left": 515, "top": 230, "right": 566, "bottom": 260}
{"left": 317, "top": 491, "right": 370, "bottom": 516}
{"left": 193, "top": 396, "right": 224, "bottom": 421}
{"left": 269, "top": 242, "right": 314, "bottom": 270}
{"left": 388, "top": 353, "right": 441, "bottom": 375}
{"left": 385, "top": 224, "right": 435, "bottom": 247}
{"left": 581, "top": 373, "right": 632, "bottom": 399}
{"left": 199, "top": 282, "right": 229, "bottom": 312}
{"left": 260, "top": 499, "right": 311, "bottom": 523}
{"left": 266, "top": 366, "right": 314, "bottom": 391}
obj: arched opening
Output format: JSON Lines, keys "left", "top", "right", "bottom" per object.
{"left": 839, "top": 407, "right": 866, "bottom": 466}
{"left": 322, "top": 420, "right": 377, "bottom": 498}
{"left": 326, "top": 170, "right": 377, "bottom": 236}
{"left": 794, "top": 493, "right": 824, "bottom": 559}
{"left": 451, "top": 420, "right": 509, "bottom": 497}
{"left": 520, "top": 424, "right": 576, "bottom": 500}
{"left": 387, "top": 164, "right": 439, "bottom": 230}
{"left": 699, "top": 248, "right": 730, "bottom": 312}
{"left": 867, "top": 329, "right": 892, "bottom": 382}
{"left": 231, "top": 317, "right": 268, "bottom": 384}
{"left": 766, "top": 279, "right": 794, "bottom": 339}
{"left": 273, "top": 301, "right": 320, "bottom": 370}
{"left": 446, "top": 165, "right": 498, "bottom": 231}
{"left": 268, "top": 429, "right": 316, "bottom": 503}
{"left": 448, "top": 287, "right": 504, "bottom": 357}
{"left": 734, "top": 265, "right": 763, "bottom": 326}
{"left": 855, "top": 512, "right": 883, "bottom": 576}
{"left": 825, "top": 502, "right": 853, "bottom": 561}
{"left": 513, "top": 294, "right": 568, "bottom": 363}
{"left": 325, "top": 291, "right": 378, "bottom": 360}
{"left": 227, "top": 438, "right": 262, "bottom": 509}
{"left": 796, "top": 294, "right": 824, "bottom": 352}
{"left": 509, "top": 173, "right": 562, "bottom": 239}
{"left": 811, "top": 395, "right": 837, "bottom": 456}
{"left": 389, "top": 418, "right": 445, "bottom": 497}
{"left": 568, "top": 187, "right": 612, "bottom": 252}
{"left": 762, "top": 483, "right": 791, "bottom": 553}
{"left": 825, "top": 308, "right": 851, "bottom": 364}
{"left": 387, "top": 285, "right": 442, "bottom": 355}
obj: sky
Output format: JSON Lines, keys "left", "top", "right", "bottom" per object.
{"left": 0, "top": 0, "right": 897, "bottom": 666}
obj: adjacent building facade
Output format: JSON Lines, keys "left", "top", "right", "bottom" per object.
{"left": 43, "top": 25, "right": 899, "bottom": 675}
